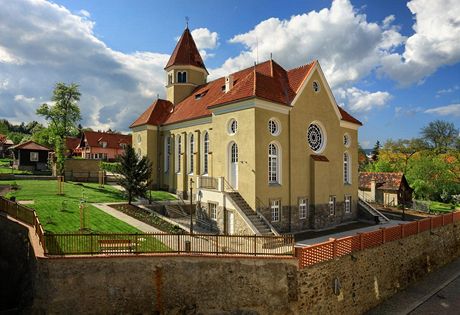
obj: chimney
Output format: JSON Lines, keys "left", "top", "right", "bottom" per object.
{"left": 225, "top": 75, "right": 234, "bottom": 93}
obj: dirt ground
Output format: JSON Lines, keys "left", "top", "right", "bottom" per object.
{"left": 0, "top": 185, "right": 11, "bottom": 196}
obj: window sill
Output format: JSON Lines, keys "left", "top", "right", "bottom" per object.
{"left": 269, "top": 183, "right": 281, "bottom": 187}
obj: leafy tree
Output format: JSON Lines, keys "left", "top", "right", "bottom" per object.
{"left": 421, "top": 120, "right": 458, "bottom": 152}
{"left": 371, "top": 140, "right": 381, "bottom": 161}
{"left": 358, "top": 144, "right": 369, "bottom": 171}
{"left": 116, "top": 146, "right": 152, "bottom": 205}
{"left": 37, "top": 83, "right": 81, "bottom": 175}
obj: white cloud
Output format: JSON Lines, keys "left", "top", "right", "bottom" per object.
{"left": 0, "top": 0, "right": 169, "bottom": 130}
{"left": 380, "top": 0, "right": 460, "bottom": 85}
{"left": 336, "top": 87, "right": 391, "bottom": 112}
{"left": 424, "top": 104, "right": 460, "bottom": 117}
{"left": 191, "top": 28, "right": 219, "bottom": 50}
{"left": 394, "top": 106, "right": 422, "bottom": 117}
{"left": 14, "top": 94, "right": 36, "bottom": 104}
{"left": 78, "top": 9, "right": 91, "bottom": 18}
{"left": 436, "top": 85, "right": 459, "bottom": 98}
{"left": 210, "top": 0, "right": 405, "bottom": 86}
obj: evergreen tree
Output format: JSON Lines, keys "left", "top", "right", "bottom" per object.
{"left": 371, "top": 140, "right": 381, "bottom": 162}
{"left": 116, "top": 146, "right": 152, "bottom": 205}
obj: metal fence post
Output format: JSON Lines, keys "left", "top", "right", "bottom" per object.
{"left": 254, "top": 234, "right": 257, "bottom": 256}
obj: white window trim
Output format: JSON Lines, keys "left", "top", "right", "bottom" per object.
{"left": 329, "top": 195, "right": 336, "bottom": 216}
{"left": 208, "top": 202, "right": 217, "bottom": 221}
{"left": 299, "top": 198, "right": 308, "bottom": 219}
{"left": 164, "top": 136, "right": 170, "bottom": 173}
{"left": 268, "top": 141, "right": 282, "bottom": 185}
{"left": 270, "top": 199, "right": 281, "bottom": 222}
{"left": 268, "top": 117, "right": 281, "bottom": 136}
{"left": 228, "top": 119, "right": 238, "bottom": 135}
{"left": 175, "top": 135, "right": 181, "bottom": 173}
{"left": 188, "top": 133, "right": 194, "bottom": 175}
{"left": 137, "top": 134, "right": 142, "bottom": 144}
{"left": 312, "top": 80, "right": 321, "bottom": 93}
{"left": 343, "top": 151, "right": 351, "bottom": 184}
{"left": 345, "top": 195, "right": 352, "bottom": 214}
{"left": 202, "top": 131, "right": 210, "bottom": 175}
{"left": 30, "top": 152, "right": 39, "bottom": 162}
{"left": 343, "top": 133, "right": 351, "bottom": 148}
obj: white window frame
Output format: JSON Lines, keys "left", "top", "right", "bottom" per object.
{"left": 270, "top": 199, "right": 280, "bottom": 222}
{"left": 228, "top": 119, "right": 238, "bottom": 135}
{"left": 299, "top": 198, "right": 308, "bottom": 219}
{"left": 307, "top": 121, "right": 327, "bottom": 154}
{"left": 268, "top": 142, "right": 281, "bottom": 184}
{"left": 177, "top": 71, "right": 187, "bottom": 83}
{"left": 164, "top": 136, "right": 170, "bottom": 173}
{"left": 345, "top": 195, "right": 352, "bottom": 214}
{"left": 268, "top": 118, "right": 281, "bottom": 136}
{"left": 343, "top": 152, "right": 351, "bottom": 184}
{"left": 343, "top": 133, "right": 351, "bottom": 148}
{"left": 30, "top": 152, "right": 39, "bottom": 162}
{"left": 202, "top": 131, "right": 210, "bottom": 175}
{"left": 137, "top": 134, "right": 141, "bottom": 144}
{"left": 188, "top": 133, "right": 194, "bottom": 175}
{"left": 208, "top": 202, "right": 217, "bottom": 221}
{"left": 176, "top": 135, "right": 181, "bottom": 173}
{"left": 329, "top": 195, "right": 336, "bottom": 216}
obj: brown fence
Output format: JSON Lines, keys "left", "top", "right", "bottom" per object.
{"left": 199, "top": 176, "right": 218, "bottom": 190}
{"left": 296, "top": 212, "right": 460, "bottom": 268}
{"left": 44, "top": 233, "right": 294, "bottom": 257}
{"left": 0, "top": 197, "right": 46, "bottom": 252}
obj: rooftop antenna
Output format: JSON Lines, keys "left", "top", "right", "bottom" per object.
{"left": 185, "top": 16, "right": 189, "bottom": 29}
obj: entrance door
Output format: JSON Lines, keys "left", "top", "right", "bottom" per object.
{"left": 227, "top": 211, "right": 234, "bottom": 235}
{"left": 229, "top": 142, "right": 238, "bottom": 189}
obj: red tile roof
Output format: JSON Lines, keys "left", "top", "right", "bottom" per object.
{"left": 65, "top": 137, "right": 81, "bottom": 151}
{"left": 130, "top": 99, "right": 174, "bottom": 128}
{"left": 10, "top": 141, "right": 50, "bottom": 151}
{"left": 132, "top": 58, "right": 362, "bottom": 127}
{"left": 359, "top": 172, "right": 409, "bottom": 191}
{"left": 165, "top": 27, "right": 207, "bottom": 72}
{"left": 82, "top": 131, "right": 132, "bottom": 149}
{"left": 0, "top": 134, "right": 6, "bottom": 144}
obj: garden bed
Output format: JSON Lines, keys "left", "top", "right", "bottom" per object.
{"left": 110, "top": 203, "right": 185, "bottom": 234}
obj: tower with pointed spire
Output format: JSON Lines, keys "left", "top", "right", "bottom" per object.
{"left": 165, "top": 27, "right": 208, "bottom": 105}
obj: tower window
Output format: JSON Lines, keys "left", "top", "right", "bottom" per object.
{"left": 177, "top": 71, "right": 187, "bottom": 83}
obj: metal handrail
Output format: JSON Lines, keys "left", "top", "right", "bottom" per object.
{"left": 358, "top": 198, "right": 390, "bottom": 222}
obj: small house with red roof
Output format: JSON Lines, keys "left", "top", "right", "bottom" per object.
{"left": 10, "top": 141, "right": 51, "bottom": 171}
{"left": 78, "top": 131, "right": 131, "bottom": 161}
{"left": 65, "top": 136, "right": 82, "bottom": 157}
{"left": 359, "top": 172, "right": 413, "bottom": 206}
{"left": 131, "top": 27, "right": 362, "bottom": 233}
{"left": 0, "top": 134, "right": 14, "bottom": 158}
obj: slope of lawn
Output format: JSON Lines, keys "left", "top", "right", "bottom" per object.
{"left": 2, "top": 180, "right": 139, "bottom": 233}
{"left": 0, "top": 158, "right": 32, "bottom": 174}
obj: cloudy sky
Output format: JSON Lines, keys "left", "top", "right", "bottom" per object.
{"left": 0, "top": 0, "right": 459, "bottom": 148}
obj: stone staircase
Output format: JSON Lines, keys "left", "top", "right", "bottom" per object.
{"left": 358, "top": 198, "right": 390, "bottom": 224}
{"left": 165, "top": 204, "right": 188, "bottom": 218}
{"left": 227, "top": 192, "right": 276, "bottom": 235}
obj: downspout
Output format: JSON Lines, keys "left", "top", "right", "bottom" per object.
{"left": 288, "top": 107, "right": 292, "bottom": 233}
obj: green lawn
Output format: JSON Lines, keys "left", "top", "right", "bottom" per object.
{"left": 1, "top": 179, "right": 139, "bottom": 233}
{"left": 147, "top": 190, "right": 177, "bottom": 201}
{"left": 0, "top": 158, "right": 32, "bottom": 174}
{"left": 430, "top": 201, "right": 458, "bottom": 213}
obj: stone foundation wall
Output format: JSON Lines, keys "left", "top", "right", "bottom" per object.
{"left": 312, "top": 201, "right": 357, "bottom": 229}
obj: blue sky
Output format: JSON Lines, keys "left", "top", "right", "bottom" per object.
{"left": 0, "top": 0, "right": 459, "bottom": 148}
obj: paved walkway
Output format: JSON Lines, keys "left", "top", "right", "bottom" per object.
{"left": 296, "top": 219, "right": 406, "bottom": 246}
{"left": 366, "top": 257, "right": 460, "bottom": 315}
{"left": 92, "top": 203, "right": 163, "bottom": 233}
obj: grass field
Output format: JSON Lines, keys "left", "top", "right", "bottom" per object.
{"left": 430, "top": 201, "right": 458, "bottom": 213}
{"left": 1, "top": 179, "right": 140, "bottom": 233}
{"left": 0, "top": 158, "right": 32, "bottom": 174}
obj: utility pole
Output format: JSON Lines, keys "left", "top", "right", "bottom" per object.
{"left": 190, "top": 178, "right": 194, "bottom": 235}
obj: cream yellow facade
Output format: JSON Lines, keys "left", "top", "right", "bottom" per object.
{"left": 131, "top": 28, "right": 361, "bottom": 232}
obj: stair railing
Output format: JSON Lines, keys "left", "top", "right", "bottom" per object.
{"left": 256, "top": 197, "right": 280, "bottom": 236}
{"left": 358, "top": 198, "right": 390, "bottom": 222}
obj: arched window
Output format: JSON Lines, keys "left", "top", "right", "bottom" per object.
{"left": 175, "top": 135, "right": 181, "bottom": 173}
{"left": 343, "top": 152, "right": 350, "bottom": 184}
{"left": 188, "top": 133, "right": 194, "bottom": 174}
{"left": 268, "top": 143, "right": 280, "bottom": 184}
{"left": 177, "top": 71, "right": 187, "bottom": 83}
{"left": 203, "top": 132, "right": 209, "bottom": 175}
{"left": 164, "top": 136, "right": 170, "bottom": 173}
{"left": 168, "top": 74, "right": 173, "bottom": 85}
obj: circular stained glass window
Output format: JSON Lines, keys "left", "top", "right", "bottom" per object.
{"left": 268, "top": 119, "right": 280, "bottom": 136}
{"left": 307, "top": 123, "right": 324, "bottom": 153}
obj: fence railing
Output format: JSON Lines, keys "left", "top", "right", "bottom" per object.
{"left": 44, "top": 233, "right": 295, "bottom": 256}
{"left": 296, "top": 212, "right": 460, "bottom": 268}
{"left": 0, "top": 197, "right": 46, "bottom": 252}
{"left": 198, "top": 176, "right": 218, "bottom": 190}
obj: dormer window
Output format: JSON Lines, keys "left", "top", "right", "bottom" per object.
{"left": 177, "top": 71, "right": 187, "bottom": 83}
{"left": 99, "top": 141, "right": 107, "bottom": 148}
{"left": 195, "top": 90, "right": 208, "bottom": 100}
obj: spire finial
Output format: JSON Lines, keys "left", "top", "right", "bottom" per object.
{"left": 185, "top": 16, "right": 189, "bottom": 29}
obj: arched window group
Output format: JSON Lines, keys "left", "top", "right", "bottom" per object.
{"left": 188, "top": 133, "right": 194, "bottom": 174}
{"left": 175, "top": 135, "right": 181, "bottom": 173}
{"left": 164, "top": 137, "right": 170, "bottom": 173}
